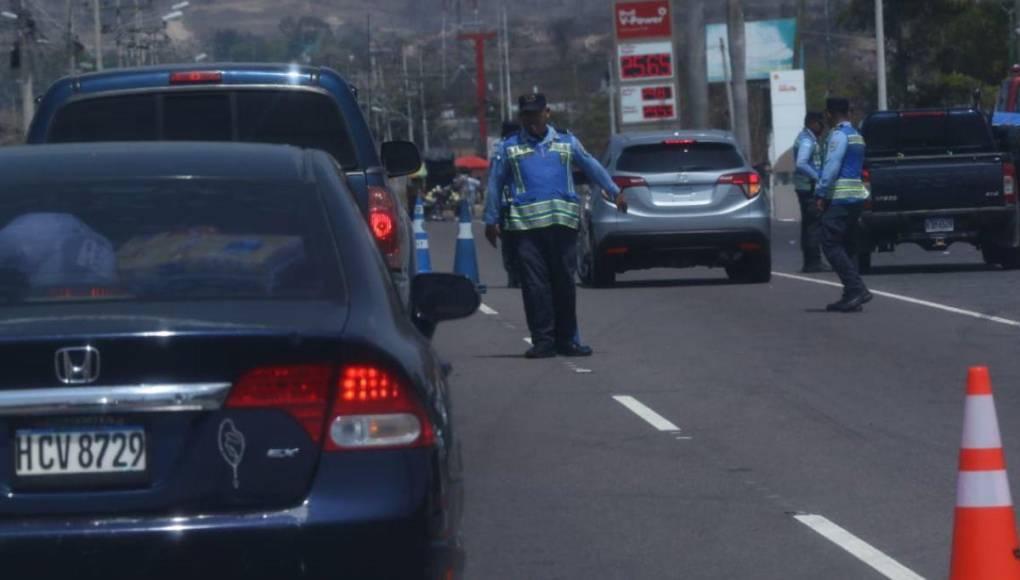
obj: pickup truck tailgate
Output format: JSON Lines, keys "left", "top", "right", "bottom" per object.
{"left": 869, "top": 156, "right": 1006, "bottom": 212}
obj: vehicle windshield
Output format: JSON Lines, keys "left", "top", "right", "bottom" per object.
{"left": 0, "top": 179, "right": 343, "bottom": 305}
{"left": 864, "top": 111, "right": 994, "bottom": 156}
{"left": 47, "top": 90, "right": 360, "bottom": 169}
{"left": 616, "top": 142, "right": 744, "bottom": 173}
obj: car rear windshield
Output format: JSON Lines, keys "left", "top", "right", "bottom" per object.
{"left": 863, "top": 111, "right": 994, "bottom": 156}
{"left": 0, "top": 179, "right": 343, "bottom": 305}
{"left": 616, "top": 142, "right": 744, "bottom": 173}
{"left": 47, "top": 90, "right": 360, "bottom": 169}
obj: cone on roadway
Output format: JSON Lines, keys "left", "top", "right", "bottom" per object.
{"left": 413, "top": 196, "right": 432, "bottom": 274}
{"left": 453, "top": 199, "right": 485, "bottom": 293}
{"left": 950, "top": 366, "right": 1020, "bottom": 580}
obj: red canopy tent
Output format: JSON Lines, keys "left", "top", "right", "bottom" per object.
{"left": 454, "top": 156, "right": 490, "bottom": 170}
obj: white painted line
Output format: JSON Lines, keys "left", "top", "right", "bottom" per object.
{"left": 794, "top": 514, "right": 925, "bottom": 580}
{"left": 574, "top": 367, "right": 592, "bottom": 374}
{"left": 779, "top": 218, "right": 797, "bottom": 222}
{"left": 479, "top": 303, "right": 498, "bottom": 315}
{"left": 612, "top": 395, "right": 680, "bottom": 432}
{"left": 775, "top": 271, "right": 1020, "bottom": 329}
{"left": 523, "top": 337, "right": 533, "bottom": 345}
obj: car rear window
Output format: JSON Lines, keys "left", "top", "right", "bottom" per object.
{"left": 616, "top": 142, "right": 744, "bottom": 173}
{"left": 0, "top": 180, "right": 343, "bottom": 305}
{"left": 863, "top": 111, "right": 994, "bottom": 156}
{"left": 48, "top": 90, "right": 360, "bottom": 169}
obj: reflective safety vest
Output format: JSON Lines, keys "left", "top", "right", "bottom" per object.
{"left": 792, "top": 128, "right": 822, "bottom": 192}
{"left": 499, "top": 129, "right": 581, "bottom": 231}
{"left": 831, "top": 123, "right": 869, "bottom": 204}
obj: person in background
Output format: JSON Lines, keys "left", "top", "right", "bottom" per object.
{"left": 483, "top": 93, "right": 625, "bottom": 358}
{"left": 816, "top": 98, "right": 872, "bottom": 312}
{"left": 793, "top": 111, "right": 828, "bottom": 273}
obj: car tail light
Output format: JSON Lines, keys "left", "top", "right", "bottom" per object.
{"left": 226, "top": 365, "right": 333, "bottom": 443}
{"left": 325, "top": 364, "right": 435, "bottom": 451}
{"left": 605, "top": 246, "right": 629, "bottom": 256}
{"left": 169, "top": 71, "right": 223, "bottom": 85}
{"left": 717, "top": 172, "right": 761, "bottom": 199}
{"left": 368, "top": 186, "right": 402, "bottom": 269}
{"left": 900, "top": 110, "right": 946, "bottom": 118}
{"left": 612, "top": 176, "right": 648, "bottom": 191}
{"left": 663, "top": 139, "right": 697, "bottom": 146}
{"left": 1004, "top": 163, "right": 1017, "bottom": 205}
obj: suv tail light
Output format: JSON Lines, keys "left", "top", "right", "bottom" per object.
{"left": 225, "top": 362, "right": 436, "bottom": 451}
{"left": 612, "top": 176, "right": 648, "bottom": 191}
{"left": 1004, "top": 163, "right": 1017, "bottom": 205}
{"left": 368, "top": 186, "right": 402, "bottom": 269}
{"left": 326, "top": 365, "right": 435, "bottom": 451}
{"left": 226, "top": 365, "right": 333, "bottom": 443}
{"left": 717, "top": 172, "right": 762, "bottom": 199}
{"left": 169, "top": 71, "right": 223, "bottom": 85}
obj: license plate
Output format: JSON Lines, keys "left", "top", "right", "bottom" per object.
{"left": 14, "top": 426, "right": 146, "bottom": 477}
{"left": 925, "top": 217, "right": 954, "bottom": 233}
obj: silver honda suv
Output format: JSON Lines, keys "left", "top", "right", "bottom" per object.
{"left": 578, "top": 130, "right": 771, "bottom": 286}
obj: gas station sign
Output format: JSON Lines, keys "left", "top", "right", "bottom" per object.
{"left": 620, "top": 83, "right": 678, "bottom": 124}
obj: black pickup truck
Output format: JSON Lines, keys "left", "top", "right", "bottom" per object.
{"left": 860, "top": 108, "right": 1019, "bottom": 270}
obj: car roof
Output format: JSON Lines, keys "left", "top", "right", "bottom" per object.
{"left": 0, "top": 142, "right": 318, "bottom": 186}
{"left": 612, "top": 130, "right": 738, "bottom": 148}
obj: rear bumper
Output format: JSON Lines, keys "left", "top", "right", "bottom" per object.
{"left": 597, "top": 229, "right": 770, "bottom": 271}
{"left": 862, "top": 206, "right": 1018, "bottom": 248}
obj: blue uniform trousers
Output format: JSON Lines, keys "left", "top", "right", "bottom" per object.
{"left": 516, "top": 225, "right": 578, "bottom": 348}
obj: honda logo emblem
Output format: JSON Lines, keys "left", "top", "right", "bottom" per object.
{"left": 55, "top": 347, "right": 101, "bottom": 385}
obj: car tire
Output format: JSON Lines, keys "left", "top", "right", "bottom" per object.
{"left": 857, "top": 251, "right": 873, "bottom": 274}
{"left": 591, "top": 255, "right": 616, "bottom": 288}
{"left": 726, "top": 251, "right": 771, "bottom": 284}
{"left": 1000, "top": 248, "right": 1020, "bottom": 270}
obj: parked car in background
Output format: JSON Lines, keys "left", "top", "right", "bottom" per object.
{"left": 0, "top": 142, "right": 477, "bottom": 580}
{"left": 27, "top": 63, "right": 420, "bottom": 305}
{"left": 860, "top": 108, "right": 1019, "bottom": 270}
{"left": 578, "top": 130, "right": 771, "bottom": 286}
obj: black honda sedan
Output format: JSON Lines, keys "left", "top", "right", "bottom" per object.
{"left": 0, "top": 142, "right": 476, "bottom": 579}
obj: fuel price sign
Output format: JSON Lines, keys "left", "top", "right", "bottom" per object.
{"left": 620, "top": 83, "right": 678, "bottom": 124}
{"left": 618, "top": 41, "right": 675, "bottom": 81}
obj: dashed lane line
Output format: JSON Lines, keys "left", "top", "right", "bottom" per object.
{"left": 479, "top": 303, "right": 498, "bottom": 315}
{"left": 612, "top": 395, "right": 680, "bottom": 432}
{"left": 794, "top": 514, "right": 925, "bottom": 580}
{"left": 775, "top": 271, "right": 1020, "bottom": 329}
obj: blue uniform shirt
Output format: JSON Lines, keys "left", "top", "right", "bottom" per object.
{"left": 484, "top": 126, "right": 620, "bottom": 230}
{"left": 816, "top": 121, "right": 868, "bottom": 204}
{"left": 793, "top": 128, "right": 821, "bottom": 191}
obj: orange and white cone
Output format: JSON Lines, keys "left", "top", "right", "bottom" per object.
{"left": 950, "top": 367, "right": 1020, "bottom": 579}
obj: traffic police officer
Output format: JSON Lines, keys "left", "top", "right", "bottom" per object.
{"left": 793, "top": 111, "right": 827, "bottom": 272}
{"left": 484, "top": 93, "right": 625, "bottom": 358}
{"left": 815, "top": 97, "right": 872, "bottom": 312}
{"left": 495, "top": 121, "right": 523, "bottom": 288}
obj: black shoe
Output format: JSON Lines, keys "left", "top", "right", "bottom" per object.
{"left": 838, "top": 290, "right": 873, "bottom": 312}
{"left": 525, "top": 345, "right": 557, "bottom": 359}
{"left": 801, "top": 263, "right": 831, "bottom": 274}
{"left": 556, "top": 342, "right": 593, "bottom": 357}
{"left": 826, "top": 298, "right": 850, "bottom": 312}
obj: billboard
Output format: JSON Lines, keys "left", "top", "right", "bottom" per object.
{"left": 615, "top": 1, "right": 672, "bottom": 40}
{"left": 618, "top": 41, "right": 675, "bottom": 82}
{"left": 706, "top": 19, "right": 796, "bottom": 83}
{"left": 768, "top": 69, "right": 807, "bottom": 172}
{"left": 620, "top": 83, "right": 678, "bottom": 124}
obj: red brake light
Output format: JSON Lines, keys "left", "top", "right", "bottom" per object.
{"left": 1004, "top": 163, "right": 1016, "bottom": 204}
{"left": 169, "top": 71, "right": 223, "bottom": 85}
{"left": 663, "top": 139, "right": 697, "bottom": 146}
{"left": 717, "top": 172, "right": 761, "bottom": 199}
{"left": 612, "top": 176, "right": 648, "bottom": 190}
{"left": 862, "top": 168, "right": 871, "bottom": 184}
{"left": 325, "top": 364, "right": 436, "bottom": 451}
{"left": 899, "top": 110, "right": 946, "bottom": 118}
{"left": 226, "top": 365, "right": 333, "bottom": 443}
{"left": 368, "top": 186, "right": 401, "bottom": 269}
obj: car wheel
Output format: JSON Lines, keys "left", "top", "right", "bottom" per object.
{"left": 857, "top": 251, "right": 873, "bottom": 274}
{"left": 578, "top": 225, "right": 615, "bottom": 288}
{"left": 1000, "top": 248, "right": 1020, "bottom": 270}
{"left": 726, "top": 251, "right": 771, "bottom": 284}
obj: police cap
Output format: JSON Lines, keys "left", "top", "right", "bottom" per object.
{"left": 519, "top": 93, "right": 547, "bottom": 113}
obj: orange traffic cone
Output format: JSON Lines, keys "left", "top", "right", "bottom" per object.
{"left": 950, "top": 367, "right": 1020, "bottom": 579}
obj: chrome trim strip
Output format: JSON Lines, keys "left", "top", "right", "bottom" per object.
{"left": 0, "top": 383, "right": 232, "bottom": 416}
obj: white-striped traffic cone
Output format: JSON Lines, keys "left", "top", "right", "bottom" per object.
{"left": 453, "top": 199, "right": 485, "bottom": 293}
{"left": 950, "top": 366, "right": 1020, "bottom": 579}
{"left": 413, "top": 196, "right": 432, "bottom": 274}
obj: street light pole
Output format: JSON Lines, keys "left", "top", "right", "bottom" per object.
{"left": 875, "top": 0, "right": 888, "bottom": 110}
{"left": 93, "top": 0, "right": 103, "bottom": 70}
{"left": 66, "top": 0, "right": 76, "bottom": 74}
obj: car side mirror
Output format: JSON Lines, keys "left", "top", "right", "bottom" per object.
{"left": 412, "top": 273, "right": 480, "bottom": 330}
{"left": 381, "top": 141, "right": 422, "bottom": 178}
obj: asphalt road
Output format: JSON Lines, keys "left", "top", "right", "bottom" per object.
{"left": 425, "top": 213, "right": 1020, "bottom": 580}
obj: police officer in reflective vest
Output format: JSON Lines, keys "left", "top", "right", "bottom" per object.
{"left": 484, "top": 93, "right": 625, "bottom": 358}
{"left": 815, "top": 98, "right": 872, "bottom": 312}
{"left": 793, "top": 111, "right": 827, "bottom": 273}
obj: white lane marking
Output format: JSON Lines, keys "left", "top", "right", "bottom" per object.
{"left": 794, "top": 514, "right": 925, "bottom": 580}
{"left": 523, "top": 337, "right": 533, "bottom": 345}
{"left": 612, "top": 395, "right": 680, "bottom": 432}
{"left": 775, "top": 272, "right": 1020, "bottom": 328}
{"left": 479, "top": 303, "right": 498, "bottom": 315}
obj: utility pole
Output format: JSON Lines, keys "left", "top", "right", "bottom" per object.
{"left": 93, "top": 0, "right": 103, "bottom": 70}
{"left": 66, "top": 0, "right": 76, "bottom": 74}
{"left": 115, "top": 0, "right": 123, "bottom": 68}
{"left": 727, "top": 0, "right": 751, "bottom": 159}
{"left": 720, "top": 38, "right": 734, "bottom": 133}
{"left": 458, "top": 31, "right": 497, "bottom": 155}
{"left": 502, "top": 1, "right": 512, "bottom": 120}
{"left": 684, "top": 0, "right": 709, "bottom": 129}
{"left": 875, "top": 0, "right": 888, "bottom": 110}
{"left": 823, "top": 0, "right": 832, "bottom": 94}
{"left": 366, "top": 12, "right": 373, "bottom": 136}
{"left": 607, "top": 59, "right": 617, "bottom": 136}
{"left": 402, "top": 46, "right": 415, "bottom": 143}
{"left": 419, "top": 51, "right": 429, "bottom": 153}
{"left": 1016, "top": 0, "right": 1020, "bottom": 65}
{"left": 14, "top": 0, "right": 35, "bottom": 136}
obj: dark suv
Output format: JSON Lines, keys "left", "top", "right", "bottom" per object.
{"left": 27, "top": 63, "right": 420, "bottom": 304}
